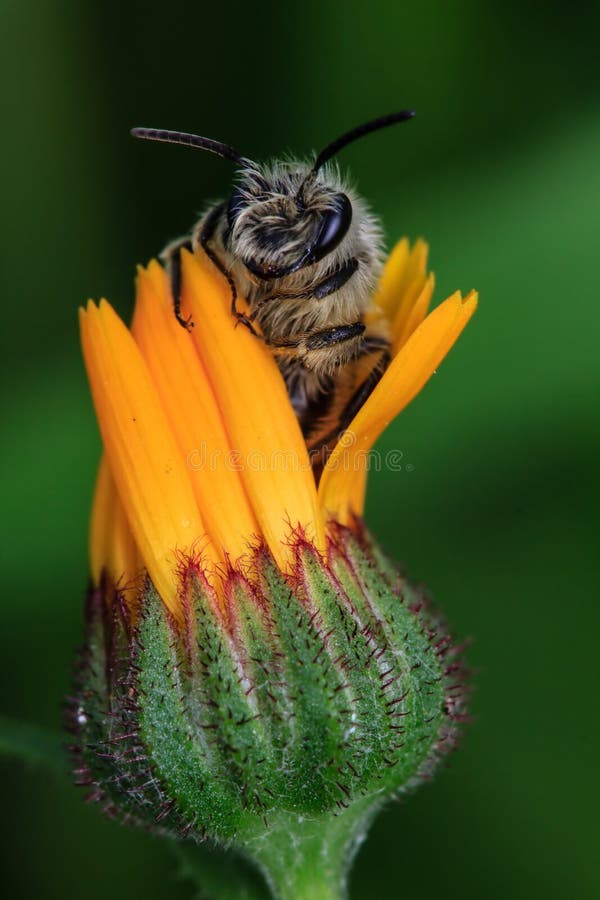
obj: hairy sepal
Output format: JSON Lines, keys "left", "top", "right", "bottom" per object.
{"left": 68, "top": 526, "right": 467, "bottom": 846}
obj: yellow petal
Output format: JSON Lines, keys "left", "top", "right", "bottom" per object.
{"left": 159, "top": 250, "right": 325, "bottom": 565}
{"left": 346, "top": 466, "right": 367, "bottom": 524}
{"left": 80, "top": 300, "right": 210, "bottom": 614}
{"left": 89, "top": 454, "right": 141, "bottom": 602}
{"left": 392, "top": 272, "right": 435, "bottom": 351}
{"left": 319, "top": 290, "right": 478, "bottom": 521}
{"left": 89, "top": 454, "right": 114, "bottom": 585}
{"left": 132, "top": 263, "right": 259, "bottom": 562}
{"left": 372, "top": 237, "right": 409, "bottom": 317}
{"left": 372, "top": 237, "right": 429, "bottom": 325}
{"left": 390, "top": 238, "right": 429, "bottom": 328}
{"left": 107, "top": 489, "right": 142, "bottom": 602}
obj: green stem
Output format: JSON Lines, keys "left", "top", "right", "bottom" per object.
{"left": 242, "top": 798, "right": 382, "bottom": 900}
{"left": 174, "top": 797, "right": 383, "bottom": 899}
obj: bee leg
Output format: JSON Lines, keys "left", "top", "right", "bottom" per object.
{"left": 199, "top": 204, "right": 260, "bottom": 337}
{"left": 233, "top": 310, "right": 262, "bottom": 336}
{"left": 305, "top": 322, "right": 366, "bottom": 350}
{"left": 250, "top": 259, "right": 360, "bottom": 323}
{"left": 265, "top": 322, "right": 366, "bottom": 354}
{"left": 162, "top": 238, "right": 195, "bottom": 330}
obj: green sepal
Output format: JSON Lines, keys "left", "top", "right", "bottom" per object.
{"left": 295, "top": 539, "right": 406, "bottom": 790}
{"left": 330, "top": 526, "right": 466, "bottom": 786}
{"left": 255, "top": 547, "right": 353, "bottom": 813}
{"left": 224, "top": 572, "right": 289, "bottom": 805}
{"left": 135, "top": 584, "right": 240, "bottom": 838}
{"left": 181, "top": 565, "right": 274, "bottom": 825}
{"left": 67, "top": 583, "right": 143, "bottom": 822}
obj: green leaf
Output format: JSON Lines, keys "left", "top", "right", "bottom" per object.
{"left": 173, "top": 841, "right": 270, "bottom": 900}
{"left": 0, "top": 715, "right": 67, "bottom": 776}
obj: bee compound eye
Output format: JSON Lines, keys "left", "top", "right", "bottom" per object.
{"left": 311, "top": 193, "right": 353, "bottom": 263}
{"left": 227, "top": 187, "right": 248, "bottom": 227}
{"left": 242, "top": 192, "right": 354, "bottom": 280}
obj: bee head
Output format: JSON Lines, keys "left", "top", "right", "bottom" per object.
{"left": 226, "top": 165, "right": 354, "bottom": 280}
{"left": 130, "top": 111, "right": 415, "bottom": 280}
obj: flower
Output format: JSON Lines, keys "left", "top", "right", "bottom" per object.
{"left": 82, "top": 239, "right": 476, "bottom": 613}
{"left": 71, "top": 239, "right": 476, "bottom": 897}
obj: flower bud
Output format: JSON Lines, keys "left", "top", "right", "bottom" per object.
{"left": 68, "top": 526, "right": 466, "bottom": 863}
{"left": 72, "top": 237, "right": 476, "bottom": 895}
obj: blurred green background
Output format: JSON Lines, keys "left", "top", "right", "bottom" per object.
{"left": 1, "top": 0, "right": 599, "bottom": 897}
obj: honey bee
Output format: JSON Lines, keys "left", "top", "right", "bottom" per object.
{"left": 131, "top": 112, "right": 415, "bottom": 470}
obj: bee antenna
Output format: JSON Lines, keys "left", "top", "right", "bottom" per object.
{"left": 311, "top": 110, "right": 416, "bottom": 173}
{"left": 130, "top": 127, "right": 251, "bottom": 166}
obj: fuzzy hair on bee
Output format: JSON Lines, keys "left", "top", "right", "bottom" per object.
{"left": 131, "top": 112, "right": 415, "bottom": 467}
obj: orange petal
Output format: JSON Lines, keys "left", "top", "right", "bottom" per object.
{"left": 157, "top": 250, "right": 325, "bottom": 565}
{"left": 80, "top": 300, "right": 210, "bottom": 614}
{"left": 132, "top": 263, "right": 259, "bottom": 562}
{"left": 319, "top": 290, "right": 478, "bottom": 521}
